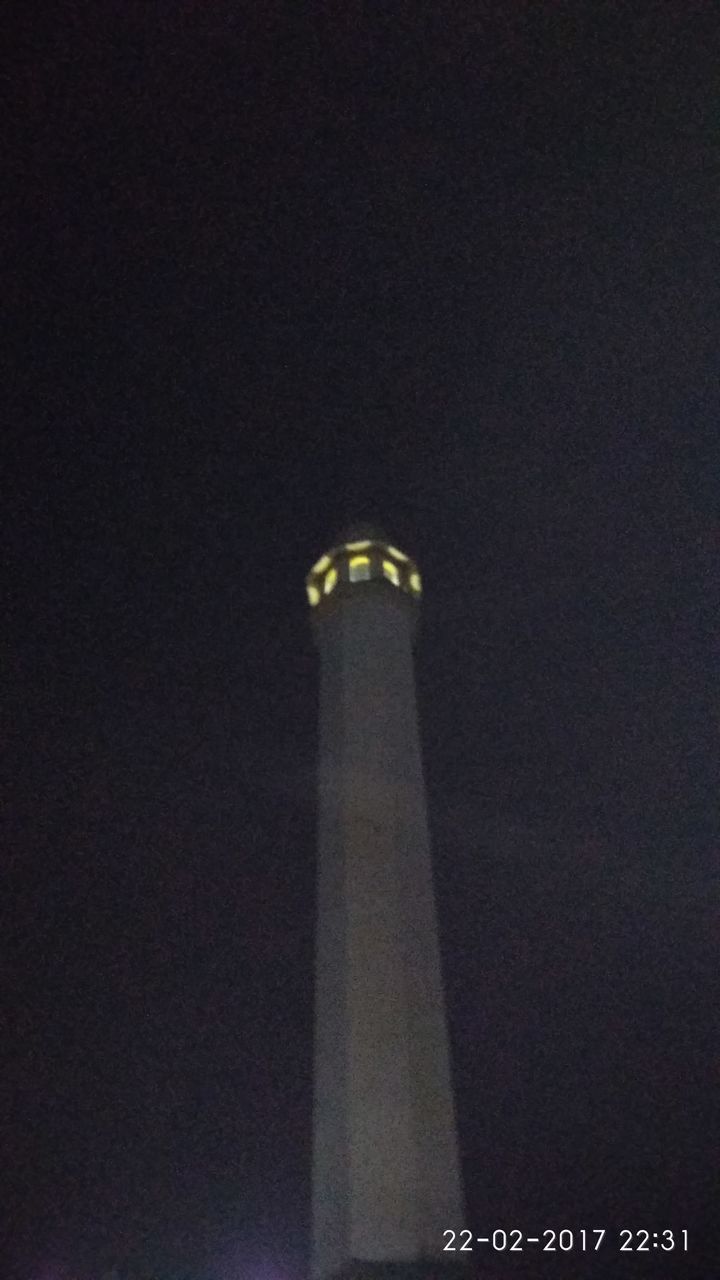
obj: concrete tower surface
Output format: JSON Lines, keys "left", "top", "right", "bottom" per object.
{"left": 308, "top": 528, "right": 466, "bottom": 1280}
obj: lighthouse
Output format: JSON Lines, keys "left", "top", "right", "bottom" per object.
{"left": 308, "top": 526, "right": 465, "bottom": 1280}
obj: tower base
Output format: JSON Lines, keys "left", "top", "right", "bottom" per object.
{"left": 331, "top": 1261, "right": 474, "bottom": 1280}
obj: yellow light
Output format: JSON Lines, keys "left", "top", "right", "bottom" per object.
{"left": 386, "top": 544, "right": 409, "bottom": 562}
{"left": 349, "top": 555, "right": 371, "bottom": 582}
{"left": 345, "top": 540, "right": 372, "bottom": 552}
{"left": 409, "top": 570, "right": 422, "bottom": 595}
{"left": 324, "top": 566, "right": 338, "bottom": 594}
{"left": 382, "top": 559, "right": 400, "bottom": 587}
{"left": 307, "top": 583, "right": 321, "bottom": 606}
{"left": 311, "top": 553, "right": 332, "bottom": 576}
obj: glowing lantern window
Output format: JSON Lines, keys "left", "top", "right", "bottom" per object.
{"left": 311, "top": 553, "right": 332, "bottom": 576}
{"left": 324, "top": 566, "right": 338, "bottom": 595}
{"left": 409, "top": 571, "right": 422, "bottom": 595}
{"left": 387, "top": 544, "right": 409, "bottom": 563}
{"left": 349, "top": 555, "right": 371, "bottom": 582}
{"left": 345, "top": 540, "right": 372, "bottom": 552}
{"left": 307, "top": 583, "right": 321, "bottom": 607}
{"left": 382, "top": 559, "right": 400, "bottom": 587}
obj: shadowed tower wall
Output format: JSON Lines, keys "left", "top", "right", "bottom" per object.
{"left": 308, "top": 529, "right": 465, "bottom": 1280}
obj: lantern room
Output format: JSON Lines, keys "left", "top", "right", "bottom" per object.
{"left": 305, "top": 528, "right": 422, "bottom": 610}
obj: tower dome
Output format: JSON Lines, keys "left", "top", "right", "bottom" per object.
{"left": 335, "top": 520, "right": 391, "bottom": 547}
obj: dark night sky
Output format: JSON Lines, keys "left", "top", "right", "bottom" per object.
{"left": 5, "top": 4, "right": 718, "bottom": 1278}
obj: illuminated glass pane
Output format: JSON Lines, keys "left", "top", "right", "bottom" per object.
{"left": 311, "top": 553, "right": 332, "bottom": 576}
{"left": 409, "top": 571, "right": 422, "bottom": 595}
{"left": 324, "top": 566, "right": 338, "bottom": 595}
{"left": 307, "top": 583, "right": 321, "bottom": 606}
{"left": 345, "top": 540, "right": 372, "bottom": 552}
{"left": 382, "top": 560, "right": 400, "bottom": 587}
{"left": 386, "top": 544, "right": 409, "bottom": 562}
{"left": 349, "top": 555, "right": 371, "bottom": 582}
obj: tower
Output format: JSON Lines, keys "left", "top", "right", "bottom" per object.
{"left": 308, "top": 526, "right": 465, "bottom": 1280}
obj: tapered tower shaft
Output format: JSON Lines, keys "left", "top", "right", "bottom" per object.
{"left": 308, "top": 530, "right": 464, "bottom": 1280}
